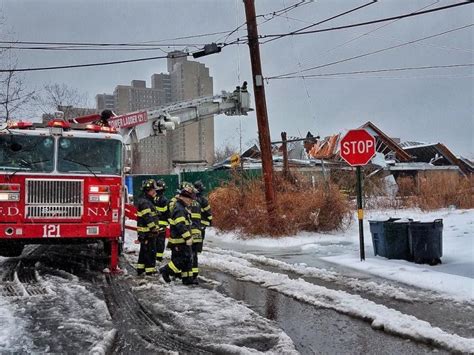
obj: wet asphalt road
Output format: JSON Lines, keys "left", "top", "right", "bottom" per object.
{"left": 1, "top": 244, "right": 469, "bottom": 354}
{"left": 204, "top": 269, "right": 447, "bottom": 355}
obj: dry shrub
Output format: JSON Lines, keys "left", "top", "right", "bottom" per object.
{"left": 397, "top": 176, "right": 417, "bottom": 197}
{"left": 209, "top": 173, "right": 351, "bottom": 237}
{"left": 416, "top": 173, "right": 473, "bottom": 210}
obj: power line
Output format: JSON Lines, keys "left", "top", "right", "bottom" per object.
{"left": 268, "top": 63, "right": 474, "bottom": 79}
{"left": 316, "top": 0, "right": 440, "bottom": 58}
{"left": 260, "top": 1, "right": 473, "bottom": 41}
{"left": 219, "top": 0, "right": 313, "bottom": 45}
{"left": 267, "top": 23, "right": 474, "bottom": 79}
{"left": 262, "top": 1, "right": 377, "bottom": 44}
{"left": 296, "top": 74, "right": 474, "bottom": 80}
{"left": 0, "top": 45, "right": 178, "bottom": 52}
{"left": 0, "top": 30, "right": 234, "bottom": 48}
{"left": 0, "top": 53, "right": 189, "bottom": 73}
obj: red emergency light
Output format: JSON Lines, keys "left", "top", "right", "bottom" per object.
{"left": 85, "top": 124, "right": 117, "bottom": 133}
{"left": 7, "top": 121, "right": 33, "bottom": 129}
{"left": 48, "top": 119, "right": 71, "bottom": 129}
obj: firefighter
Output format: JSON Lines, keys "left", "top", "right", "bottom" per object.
{"left": 136, "top": 179, "right": 159, "bottom": 276}
{"left": 159, "top": 184, "right": 195, "bottom": 285}
{"left": 194, "top": 180, "right": 212, "bottom": 234}
{"left": 188, "top": 181, "right": 210, "bottom": 282}
{"left": 153, "top": 179, "right": 169, "bottom": 262}
{"left": 94, "top": 110, "right": 114, "bottom": 127}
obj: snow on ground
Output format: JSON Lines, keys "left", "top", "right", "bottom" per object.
{"left": 134, "top": 282, "right": 297, "bottom": 354}
{"left": 205, "top": 247, "right": 432, "bottom": 303}
{"left": 123, "top": 231, "right": 297, "bottom": 354}
{"left": 206, "top": 208, "right": 474, "bottom": 302}
{"left": 0, "top": 296, "right": 34, "bottom": 353}
{"left": 0, "top": 256, "right": 115, "bottom": 354}
{"left": 199, "top": 250, "right": 474, "bottom": 354}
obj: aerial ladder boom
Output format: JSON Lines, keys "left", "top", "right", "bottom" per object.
{"left": 123, "top": 88, "right": 251, "bottom": 144}
{"left": 70, "top": 85, "right": 251, "bottom": 144}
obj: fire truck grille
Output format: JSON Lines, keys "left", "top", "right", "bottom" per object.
{"left": 26, "top": 205, "right": 83, "bottom": 219}
{"left": 26, "top": 179, "right": 83, "bottom": 219}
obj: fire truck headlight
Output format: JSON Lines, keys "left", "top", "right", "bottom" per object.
{"left": 89, "top": 194, "right": 110, "bottom": 203}
{"left": 0, "top": 192, "right": 20, "bottom": 201}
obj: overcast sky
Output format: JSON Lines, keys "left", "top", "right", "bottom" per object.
{"left": 1, "top": 0, "right": 473, "bottom": 157}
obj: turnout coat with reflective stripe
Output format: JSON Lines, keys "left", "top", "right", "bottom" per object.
{"left": 136, "top": 194, "right": 158, "bottom": 237}
{"left": 197, "top": 194, "right": 212, "bottom": 227}
{"left": 190, "top": 200, "right": 202, "bottom": 242}
{"left": 154, "top": 194, "right": 170, "bottom": 229}
{"left": 168, "top": 198, "right": 192, "bottom": 245}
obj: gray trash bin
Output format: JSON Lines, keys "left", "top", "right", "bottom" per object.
{"left": 369, "top": 218, "right": 400, "bottom": 258}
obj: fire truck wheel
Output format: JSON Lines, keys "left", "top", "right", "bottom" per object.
{"left": 0, "top": 242, "right": 24, "bottom": 257}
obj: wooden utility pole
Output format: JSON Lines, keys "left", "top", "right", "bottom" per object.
{"left": 281, "top": 132, "right": 289, "bottom": 179}
{"left": 243, "top": 0, "right": 276, "bottom": 218}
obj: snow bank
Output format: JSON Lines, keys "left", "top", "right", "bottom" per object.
{"left": 322, "top": 255, "right": 474, "bottom": 303}
{"left": 207, "top": 208, "right": 474, "bottom": 300}
{"left": 206, "top": 247, "right": 424, "bottom": 302}
{"left": 200, "top": 250, "right": 474, "bottom": 353}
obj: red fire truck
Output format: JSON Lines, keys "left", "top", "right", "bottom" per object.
{"left": 0, "top": 87, "right": 251, "bottom": 272}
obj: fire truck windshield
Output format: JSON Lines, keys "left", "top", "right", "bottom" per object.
{"left": 57, "top": 137, "right": 122, "bottom": 175}
{"left": 0, "top": 135, "right": 54, "bottom": 172}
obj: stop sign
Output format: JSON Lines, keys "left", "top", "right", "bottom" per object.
{"left": 340, "top": 129, "right": 376, "bottom": 166}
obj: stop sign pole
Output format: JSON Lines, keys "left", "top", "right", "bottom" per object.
{"left": 340, "top": 129, "right": 376, "bottom": 261}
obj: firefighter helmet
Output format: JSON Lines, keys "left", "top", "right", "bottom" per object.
{"left": 179, "top": 181, "right": 196, "bottom": 199}
{"left": 193, "top": 180, "right": 205, "bottom": 193}
{"left": 142, "top": 179, "right": 158, "bottom": 192}
{"left": 155, "top": 179, "right": 166, "bottom": 191}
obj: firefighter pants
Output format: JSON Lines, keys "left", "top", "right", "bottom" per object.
{"left": 155, "top": 230, "right": 166, "bottom": 261}
{"left": 162, "top": 244, "right": 192, "bottom": 282}
{"left": 137, "top": 235, "right": 156, "bottom": 275}
{"left": 192, "top": 242, "right": 203, "bottom": 278}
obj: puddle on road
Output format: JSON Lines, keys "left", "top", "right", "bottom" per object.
{"left": 204, "top": 270, "right": 445, "bottom": 355}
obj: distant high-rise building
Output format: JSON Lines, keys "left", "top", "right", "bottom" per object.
{"left": 167, "top": 52, "right": 214, "bottom": 171}
{"left": 96, "top": 94, "right": 115, "bottom": 112}
{"left": 96, "top": 51, "right": 214, "bottom": 174}
{"left": 151, "top": 73, "right": 172, "bottom": 104}
{"left": 113, "top": 80, "right": 168, "bottom": 115}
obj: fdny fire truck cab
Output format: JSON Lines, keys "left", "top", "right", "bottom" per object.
{"left": 0, "top": 119, "right": 125, "bottom": 270}
{"left": 0, "top": 85, "right": 252, "bottom": 272}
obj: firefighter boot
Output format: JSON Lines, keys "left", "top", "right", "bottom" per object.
{"left": 159, "top": 267, "right": 171, "bottom": 283}
{"left": 182, "top": 276, "right": 194, "bottom": 285}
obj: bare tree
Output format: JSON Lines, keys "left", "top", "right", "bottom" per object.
{"left": 0, "top": 14, "right": 35, "bottom": 122}
{"left": 33, "top": 83, "right": 93, "bottom": 120}
{"left": 0, "top": 61, "right": 35, "bottom": 123}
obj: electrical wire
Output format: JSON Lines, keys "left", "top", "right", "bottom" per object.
{"left": 315, "top": 0, "right": 440, "bottom": 58}
{"left": 268, "top": 63, "right": 474, "bottom": 79}
{"left": 267, "top": 23, "right": 474, "bottom": 79}
{"left": 261, "top": 0, "right": 378, "bottom": 44}
{"left": 260, "top": 1, "right": 473, "bottom": 41}
{"left": 0, "top": 53, "right": 189, "bottom": 72}
{"left": 0, "top": 30, "right": 236, "bottom": 48}
{"left": 280, "top": 0, "right": 318, "bottom": 129}
{"left": 0, "top": 45, "right": 177, "bottom": 53}
{"left": 293, "top": 74, "right": 474, "bottom": 80}
{"left": 218, "top": 0, "right": 313, "bottom": 46}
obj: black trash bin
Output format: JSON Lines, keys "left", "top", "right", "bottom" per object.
{"left": 409, "top": 219, "right": 443, "bottom": 265}
{"left": 384, "top": 220, "right": 412, "bottom": 261}
{"left": 369, "top": 218, "right": 400, "bottom": 257}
